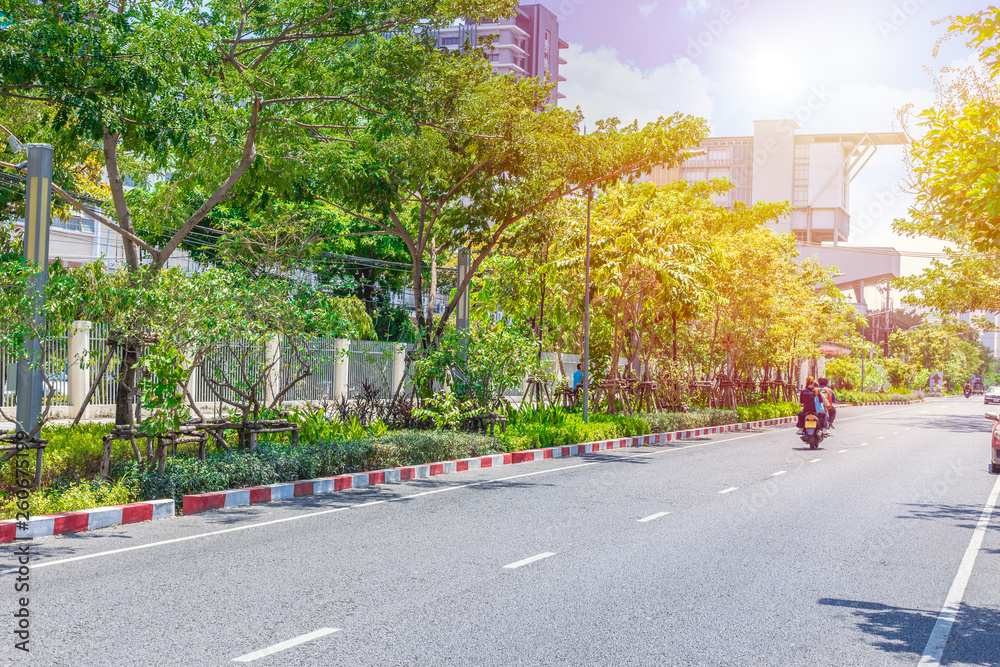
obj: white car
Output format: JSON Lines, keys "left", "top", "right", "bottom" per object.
{"left": 985, "top": 386, "right": 1000, "bottom": 405}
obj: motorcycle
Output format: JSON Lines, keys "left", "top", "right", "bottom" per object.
{"left": 965, "top": 386, "right": 973, "bottom": 399}
{"left": 800, "top": 411, "right": 826, "bottom": 450}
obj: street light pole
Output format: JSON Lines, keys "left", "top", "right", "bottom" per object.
{"left": 582, "top": 187, "right": 592, "bottom": 424}
{"left": 15, "top": 143, "right": 53, "bottom": 435}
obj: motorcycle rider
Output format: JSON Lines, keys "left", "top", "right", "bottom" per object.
{"left": 796, "top": 377, "right": 826, "bottom": 433}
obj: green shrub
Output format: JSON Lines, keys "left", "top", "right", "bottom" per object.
{"left": 838, "top": 389, "right": 922, "bottom": 403}
{"left": 0, "top": 478, "right": 135, "bottom": 520}
{"left": 0, "top": 422, "right": 121, "bottom": 493}
{"left": 498, "top": 412, "right": 650, "bottom": 452}
{"left": 636, "top": 409, "right": 739, "bottom": 433}
{"left": 736, "top": 401, "right": 798, "bottom": 422}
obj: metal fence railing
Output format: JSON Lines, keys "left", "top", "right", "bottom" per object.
{"left": 2, "top": 326, "right": 421, "bottom": 413}
{"left": 348, "top": 340, "right": 395, "bottom": 399}
{"left": 195, "top": 339, "right": 267, "bottom": 407}
{"left": 283, "top": 337, "right": 338, "bottom": 403}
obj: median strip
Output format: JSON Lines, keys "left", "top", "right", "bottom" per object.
{"left": 6, "top": 416, "right": 798, "bottom": 547}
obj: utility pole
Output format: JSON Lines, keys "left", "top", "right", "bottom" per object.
{"left": 582, "top": 187, "right": 593, "bottom": 424}
{"left": 456, "top": 247, "right": 470, "bottom": 331}
{"left": 15, "top": 144, "right": 53, "bottom": 435}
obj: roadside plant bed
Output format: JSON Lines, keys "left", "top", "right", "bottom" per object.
{"left": 113, "top": 431, "right": 504, "bottom": 507}
{"left": 837, "top": 389, "right": 925, "bottom": 404}
{"left": 0, "top": 404, "right": 799, "bottom": 518}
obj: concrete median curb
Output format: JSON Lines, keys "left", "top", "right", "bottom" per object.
{"left": 0, "top": 499, "right": 174, "bottom": 543}
{"left": 848, "top": 399, "right": 923, "bottom": 406}
{"left": 180, "top": 416, "right": 796, "bottom": 516}
{"left": 0, "top": 415, "right": 798, "bottom": 541}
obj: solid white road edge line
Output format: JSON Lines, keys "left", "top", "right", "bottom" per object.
{"left": 718, "top": 487, "right": 738, "bottom": 495}
{"left": 233, "top": 628, "right": 341, "bottom": 663}
{"left": 637, "top": 512, "right": 670, "bottom": 523}
{"left": 504, "top": 552, "right": 556, "bottom": 569}
{"left": 918, "top": 474, "right": 1000, "bottom": 666}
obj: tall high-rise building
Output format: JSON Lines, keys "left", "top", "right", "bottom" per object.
{"left": 435, "top": 4, "right": 568, "bottom": 104}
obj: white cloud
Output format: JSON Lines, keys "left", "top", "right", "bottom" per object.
{"left": 639, "top": 2, "right": 659, "bottom": 17}
{"left": 681, "top": 0, "right": 709, "bottom": 16}
{"left": 559, "top": 44, "right": 715, "bottom": 128}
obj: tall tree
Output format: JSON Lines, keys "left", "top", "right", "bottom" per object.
{"left": 323, "top": 50, "right": 710, "bottom": 348}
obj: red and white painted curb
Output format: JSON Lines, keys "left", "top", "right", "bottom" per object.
{"left": 182, "top": 416, "right": 796, "bottom": 516}
{"left": 0, "top": 416, "right": 798, "bottom": 541}
{"left": 850, "top": 400, "right": 921, "bottom": 406}
{"left": 0, "top": 499, "right": 173, "bottom": 543}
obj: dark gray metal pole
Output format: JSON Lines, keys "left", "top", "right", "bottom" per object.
{"left": 582, "top": 187, "right": 592, "bottom": 424}
{"left": 15, "top": 144, "right": 53, "bottom": 434}
{"left": 456, "top": 247, "right": 470, "bottom": 331}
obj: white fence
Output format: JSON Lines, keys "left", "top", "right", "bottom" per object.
{"left": 2, "top": 321, "right": 410, "bottom": 420}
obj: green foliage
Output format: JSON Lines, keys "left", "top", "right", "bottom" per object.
{"left": 637, "top": 409, "right": 739, "bottom": 434}
{"left": 825, "top": 358, "right": 862, "bottom": 390}
{"left": 0, "top": 423, "right": 117, "bottom": 492}
{"left": 113, "top": 430, "right": 502, "bottom": 506}
{"left": 736, "top": 401, "right": 799, "bottom": 422}
{"left": 413, "top": 392, "right": 486, "bottom": 431}
{"left": 0, "top": 478, "right": 135, "bottom": 520}
{"left": 499, "top": 412, "right": 649, "bottom": 452}
{"left": 411, "top": 322, "right": 540, "bottom": 409}
{"left": 837, "top": 389, "right": 923, "bottom": 403}
{"left": 287, "top": 404, "right": 387, "bottom": 441}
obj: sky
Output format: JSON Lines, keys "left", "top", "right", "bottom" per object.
{"left": 537, "top": 0, "right": 986, "bottom": 284}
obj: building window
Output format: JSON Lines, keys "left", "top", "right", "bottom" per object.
{"left": 486, "top": 53, "right": 499, "bottom": 62}
{"left": 793, "top": 143, "right": 810, "bottom": 206}
{"left": 708, "top": 167, "right": 730, "bottom": 181}
{"left": 732, "top": 143, "right": 752, "bottom": 164}
{"left": 51, "top": 215, "right": 95, "bottom": 235}
{"left": 708, "top": 147, "right": 730, "bottom": 162}
{"left": 440, "top": 36, "right": 459, "bottom": 46}
{"left": 544, "top": 30, "right": 551, "bottom": 76}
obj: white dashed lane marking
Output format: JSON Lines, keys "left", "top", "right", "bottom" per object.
{"left": 638, "top": 512, "right": 671, "bottom": 523}
{"left": 809, "top": 459, "right": 821, "bottom": 463}
{"left": 504, "top": 552, "right": 556, "bottom": 569}
{"left": 718, "top": 487, "right": 739, "bottom": 495}
{"left": 233, "top": 628, "right": 340, "bottom": 663}
{"left": 771, "top": 471, "right": 787, "bottom": 477}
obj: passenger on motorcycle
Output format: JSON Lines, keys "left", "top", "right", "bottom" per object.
{"left": 817, "top": 377, "right": 837, "bottom": 428}
{"left": 796, "top": 377, "right": 827, "bottom": 433}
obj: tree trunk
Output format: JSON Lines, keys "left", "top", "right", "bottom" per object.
{"left": 114, "top": 343, "right": 139, "bottom": 427}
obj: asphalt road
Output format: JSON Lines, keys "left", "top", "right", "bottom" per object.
{"left": 2, "top": 397, "right": 999, "bottom": 666}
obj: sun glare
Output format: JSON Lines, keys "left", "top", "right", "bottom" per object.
{"left": 747, "top": 49, "right": 801, "bottom": 98}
